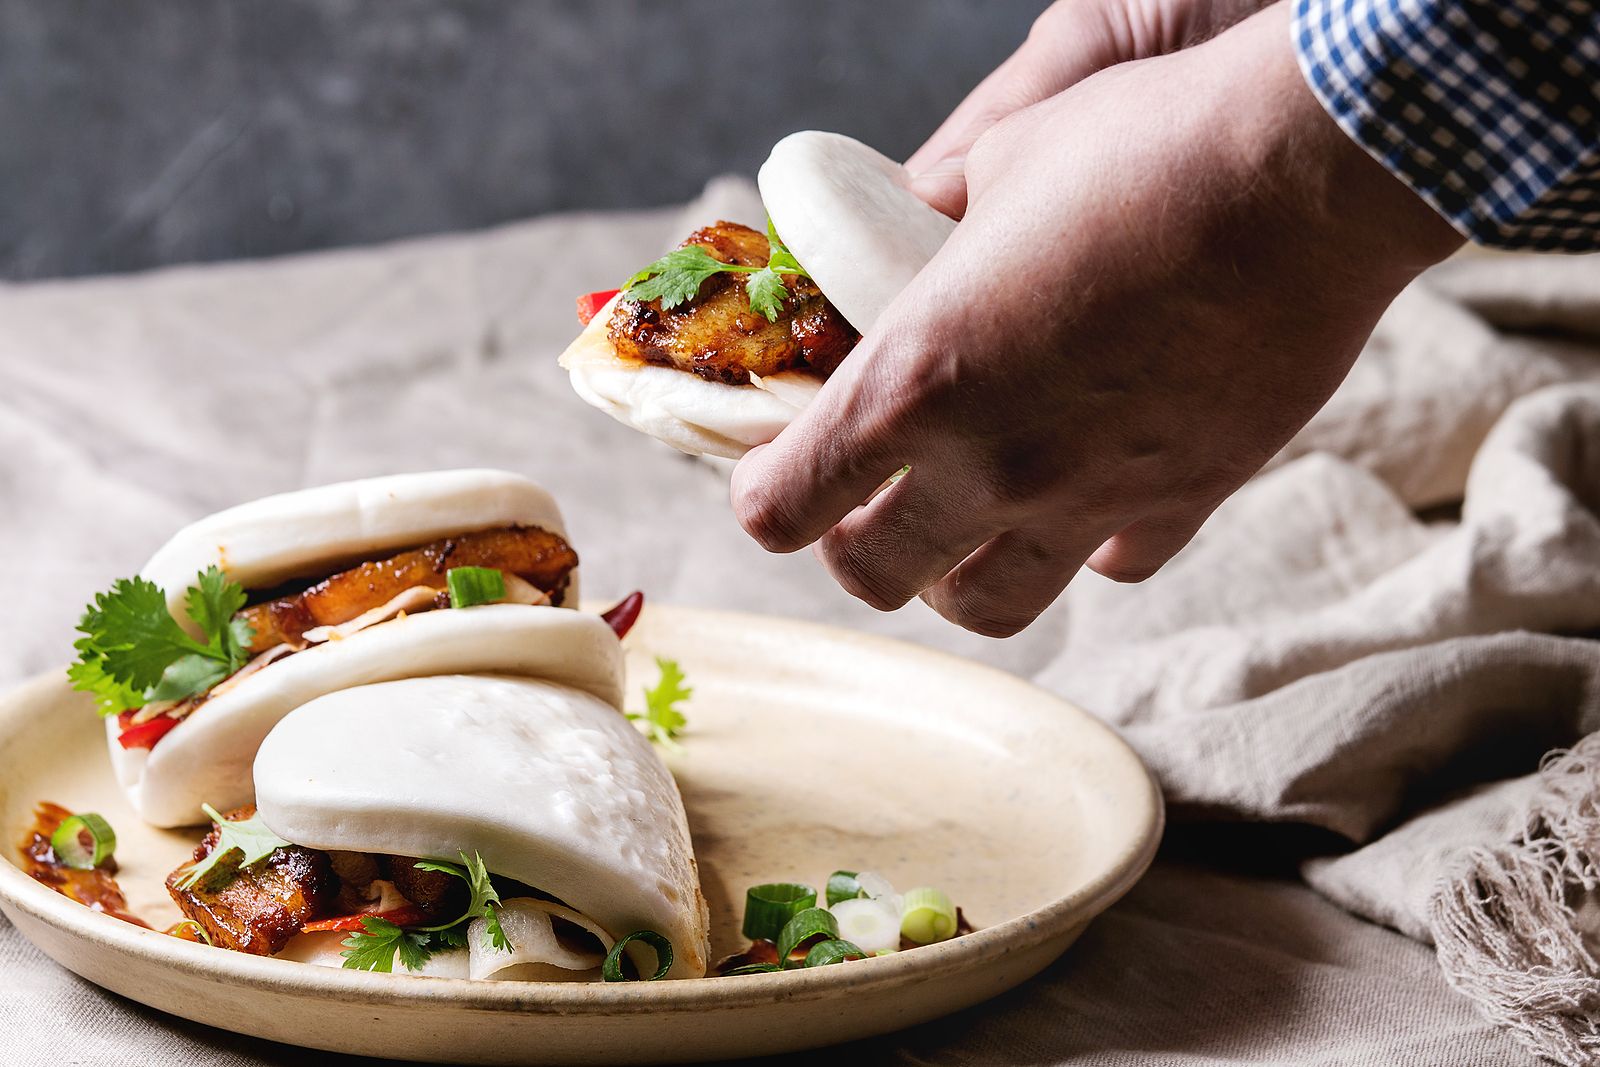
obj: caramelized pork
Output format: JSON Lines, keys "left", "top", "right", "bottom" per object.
{"left": 165, "top": 805, "right": 336, "bottom": 954}
{"left": 608, "top": 221, "right": 857, "bottom": 385}
{"left": 386, "top": 855, "right": 465, "bottom": 918}
{"left": 237, "top": 524, "right": 578, "bottom": 654}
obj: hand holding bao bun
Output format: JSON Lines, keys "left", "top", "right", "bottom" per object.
{"left": 560, "top": 131, "right": 955, "bottom": 459}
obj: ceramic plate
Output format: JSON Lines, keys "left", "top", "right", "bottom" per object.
{"left": 0, "top": 605, "right": 1161, "bottom": 1065}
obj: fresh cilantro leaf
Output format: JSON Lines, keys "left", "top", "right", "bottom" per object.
{"left": 483, "top": 904, "right": 510, "bottom": 952}
{"left": 623, "top": 246, "right": 735, "bottom": 310}
{"left": 619, "top": 216, "right": 811, "bottom": 319}
{"left": 393, "top": 926, "right": 435, "bottom": 972}
{"left": 70, "top": 567, "right": 253, "bottom": 716}
{"left": 147, "top": 654, "right": 231, "bottom": 704}
{"left": 75, "top": 577, "right": 207, "bottom": 695}
{"left": 412, "top": 858, "right": 467, "bottom": 880}
{"left": 413, "top": 852, "right": 507, "bottom": 948}
{"left": 67, "top": 652, "right": 145, "bottom": 717}
{"left": 174, "top": 803, "right": 292, "bottom": 890}
{"left": 744, "top": 268, "right": 789, "bottom": 322}
{"left": 627, "top": 656, "right": 691, "bottom": 749}
{"left": 340, "top": 916, "right": 436, "bottom": 973}
{"left": 426, "top": 925, "right": 469, "bottom": 950}
{"left": 187, "top": 568, "right": 248, "bottom": 659}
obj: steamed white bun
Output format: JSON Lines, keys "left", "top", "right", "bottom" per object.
{"left": 558, "top": 131, "right": 953, "bottom": 459}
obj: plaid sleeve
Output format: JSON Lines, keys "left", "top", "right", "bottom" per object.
{"left": 1292, "top": 0, "right": 1600, "bottom": 252}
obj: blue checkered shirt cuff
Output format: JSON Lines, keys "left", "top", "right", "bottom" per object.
{"left": 1292, "top": 0, "right": 1600, "bottom": 252}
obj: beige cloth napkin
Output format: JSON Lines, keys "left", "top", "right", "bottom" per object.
{"left": 3, "top": 177, "right": 1592, "bottom": 1066}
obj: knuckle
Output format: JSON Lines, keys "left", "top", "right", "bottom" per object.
{"left": 733, "top": 482, "right": 809, "bottom": 553}
{"left": 925, "top": 581, "right": 1040, "bottom": 639}
{"left": 818, "top": 532, "right": 917, "bottom": 613}
{"left": 1027, "top": 1, "right": 1076, "bottom": 44}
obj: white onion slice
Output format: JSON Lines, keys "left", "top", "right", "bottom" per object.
{"left": 468, "top": 897, "right": 614, "bottom": 981}
{"left": 499, "top": 573, "right": 551, "bottom": 606}
{"left": 830, "top": 896, "right": 902, "bottom": 955}
{"left": 853, "top": 870, "right": 903, "bottom": 915}
{"left": 301, "top": 585, "right": 443, "bottom": 644}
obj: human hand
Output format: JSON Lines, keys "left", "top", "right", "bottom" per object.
{"left": 907, "top": 0, "right": 1276, "bottom": 218}
{"left": 730, "top": 3, "right": 1462, "bottom": 637}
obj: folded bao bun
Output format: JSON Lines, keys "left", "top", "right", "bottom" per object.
{"left": 254, "top": 674, "right": 710, "bottom": 980}
{"left": 111, "top": 469, "right": 617, "bottom": 829}
{"left": 142, "top": 469, "right": 576, "bottom": 623}
{"left": 559, "top": 131, "right": 956, "bottom": 459}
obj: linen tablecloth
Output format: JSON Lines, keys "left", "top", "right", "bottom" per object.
{"left": 5, "top": 177, "right": 1597, "bottom": 1066}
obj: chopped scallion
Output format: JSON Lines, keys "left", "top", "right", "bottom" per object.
{"left": 741, "top": 882, "right": 817, "bottom": 943}
{"left": 899, "top": 887, "right": 958, "bottom": 944}
{"left": 775, "top": 907, "right": 839, "bottom": 967}
{"left": 602, "top": 929, "right": 674, "bottom": 982}
{"left": 49, "top": 812, "right": 116, "bottom": 870}
{"left": 830, "top": 896, "right": 902, "bottom": 955}
{"left": 446, "top": 567, "right": 506, "bottom": 609}
{"left": 825, "top": 870, "right": 866, "bottom": 907}
{"left": 803, "top": 938, "right": 867, "bottom": 967}
{"left": 722, "top": 962, "right": 782, "bottom": 976}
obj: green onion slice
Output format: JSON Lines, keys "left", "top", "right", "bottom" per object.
{"left": 170, "top": 919, "right": 213, "bottom": 945}
{"left": 825, "top": 870, "right": 866, "bottom": 907}
{"left": 742, "top": 882, "right": 817, "bottom": 942}
{"left": 723, "top": 962, "right": 782, "bottom": 976}
{"left": 803, "top": 938, "right": 867, "bottom": 967}
{"left": 775, "top": 906, "right": 839, "bottom": 967}
{"left": 49, "top": 813, "right": 116, "bottom": 870}
{"left": 446, "top": 567, "right": 506, "bottom": 609}
{"left": 602, "top": 930, "right": 674, "bottom": 982}
{"left": 899, "top": 886, "right": 958, "bottom": 944}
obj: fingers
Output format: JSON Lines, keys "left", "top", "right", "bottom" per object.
{"left": 905, "top": 0, "right": 1124, "bottom": 217}
{"left": 813, "top": 468, "right": 1004, "bottom": 612}
{"left": 730, "top": 359, "right": 910, "bottom": 554}
{"left": 921, "top": 525, "right": 1115, "bottom": 638}
{"left": 1086, "top": 512, "right": 1207, "bottom": 583}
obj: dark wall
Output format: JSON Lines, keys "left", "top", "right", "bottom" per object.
{"left": 0, "top": 0, "right": 1040, "bottom": 280}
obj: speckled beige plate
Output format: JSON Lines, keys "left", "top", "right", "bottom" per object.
{"left": 0, "top": 605, "right": 1161, "bottom": 1065}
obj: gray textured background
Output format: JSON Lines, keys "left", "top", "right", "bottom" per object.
{"left": 0, "top": 0, "right": 1040, "bottom": 281}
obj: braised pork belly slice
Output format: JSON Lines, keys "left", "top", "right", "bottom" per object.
{"left": 165, "top": 806, "right": 336, "bottom": 955}
{"left": 236, "top": 524, "right": 578, "bottom": 654}
{"left": 608, "top": 221, "right": 858, "bottom": 385}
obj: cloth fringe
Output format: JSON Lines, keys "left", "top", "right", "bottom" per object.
{"left": 1430, "top": 734, "right": 1600, "bottom": 1066}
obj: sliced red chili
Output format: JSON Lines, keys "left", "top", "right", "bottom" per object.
{"left": 576, "top": 289, "right": 621, "bottom": 326}
{"left": 601, "top": 591, "right": 644, "bottom": 639}
{"left": 117, "top": 715, "right": 179, "bottom": 750}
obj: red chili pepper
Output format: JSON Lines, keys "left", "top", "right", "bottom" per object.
{"left": 576, "top": 289, "right": 620, "bottom": 326}
{"left": 301, "top": 905, "right": 430, "bottom": 933}
{"left": 117, "top": 715, "right": 180, "bottom": 750}
{"left": 601, "top": 591, "right": 644, "bottom": 639}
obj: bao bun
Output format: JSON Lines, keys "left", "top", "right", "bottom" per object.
{"left": 255, "top": 674, "right": 710, "bottom": 979}
{"left": 142, "top": 469, "right": 576, "bottom": 624}
{"left": 112, "top": 470, "right": 616, "bottom": 828}
{"left": 560, "top": 131, "right": 956, "bottom": 459}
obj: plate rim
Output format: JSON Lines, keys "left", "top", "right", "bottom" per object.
{"left": 0, "top": 604, "right": 1164, "bottom": 1015}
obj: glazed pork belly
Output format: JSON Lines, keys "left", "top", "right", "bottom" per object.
{"left": 237, "top": 524, "right": 578, "bottom": 654}
{"left": 165, "top": 806, "right": 337, "bottom": 954}
{"left": 607, "top": 221, "right": 857, "bottom": 385}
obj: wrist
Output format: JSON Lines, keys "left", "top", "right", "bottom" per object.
{"left": 1204, "top": 4, "right": 1464, "bottom": 293}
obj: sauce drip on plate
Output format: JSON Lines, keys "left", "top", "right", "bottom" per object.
{"left": 19, "top": 801, "right": 150, "bottom": 928}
